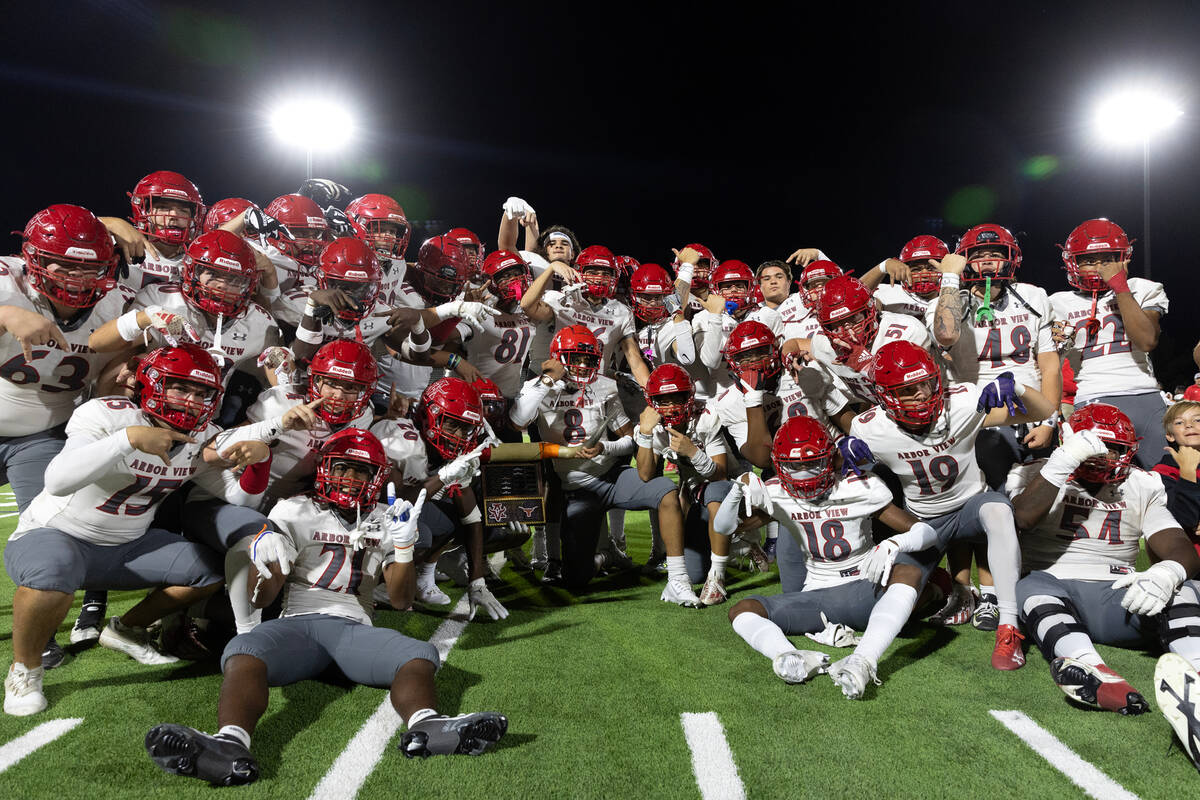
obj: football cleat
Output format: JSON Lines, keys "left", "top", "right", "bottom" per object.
{"left": 828, "top": 653, "right": 880, "bottom": 700}
{"left": 416, "top": 581, "right": 452, "bottom": 607}
{"left": 437, "top": 550, "right": 471, "bottom": 588}
{"left": 399, "top": 712, "right": 508, "bottom": 758}
{"left": 4, "top": 662, "right": 47, "bottom": 716}
{"left": 505, "top": 547, "right": 532, "bottom": 572}
{"left": 772, "top": 649, "right": 830, "bottom": 684}
{"left": 145, "top": 724, "right": 259, "bottom": 786}
{"left": 972, "top": 593, "right": 1000, "bottom": 631}
{"left": 541, "top": 559, "right": 563, "bottom": 584}
{"left": 699, "top": 574, "right": 729, "bottom": 606}
{"left": 746, "top": 542, "right": 771, "bottom": 574}
{"left": 70, "top": 598, "right": 107, "bottom": 644}
{"left": 991, "top": 624, "right": 1026, "bottom": 670}
{"left": 42, "top": 637, "right": 66, "bottom": 670}
{"left": 661, "top": 577, "right": 703, "bottom": 608}
{"left": 1051, "top": 657, "right": 1148, "bottom": 715}
{"left": 930, "top": 582, "right": 976, "bottom": 626}
{"left": 98, "top": 617, "right": 180, "bottom": 665}
{"left": 763, "top": 536, "right": 778, "bottom": 564}
{"left": 1155, "top": 652, "right": 1200, "bottom": 772}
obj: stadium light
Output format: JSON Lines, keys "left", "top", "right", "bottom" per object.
{"left": 268, "top": 97, "right": 355, "bottom": 179}
{"left": 1092, "top": 87, "right": 1183, "bottom": 280}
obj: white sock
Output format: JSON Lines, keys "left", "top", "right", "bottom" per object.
{"left": 855, "top": 584, "right": 918, "bottom": 664}
{"left": 731, "top": 612, "right": 795, "bottom": 660}
{"left": 1167, "top": 586, "right": 1200, "bottom": 670}
{"left": 708, "top": 554, "right": 728, "bottom": 580}
{"left": 532, "top": 527, "right": 547, "bottom": 562}
{"left": 225, "top": 547, "right": 262, "bottom": 635}
{"left": 979, "top": 584, "right": 996, "bottom": 599}
{"left": 666, "top": 555, "right": 688, "bottom": 582}
{"left": 406, "top": 707, "right": 438, "bottom": 729}
{"left": 978, "top": 502, "right": 1021, "bottom": 626}
{"left": 607, "top": 509, "right": 626, "bottom": 550}
{"left": 216, "top": 724, "right": 251, "bottom": 749}
{"left": 417, "top": 562, "right": 437, "bottom": 587}
{"left": 1024, "top": 595, "right": 1101, "bottom": 665}
{"left": 766, "top": 520, "right": 780, "bottom": 541}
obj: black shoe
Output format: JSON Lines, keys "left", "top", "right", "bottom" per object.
{"left": 71, "top": 599, "right": 107, "bottom": 644}
{"left": 145, "top": 724, "right": 259, "bottom": 786}
{"left": 541, "top": 560, "right": 563, "bottom": 584}
{"left": 399, "top": 712, "right": 508, "bottom": 758}
{"left": 972, "top": 594, "right": 1000, "bottom": 631}
{"left": 42, "top": 637, "right": 66, "bottom": 670}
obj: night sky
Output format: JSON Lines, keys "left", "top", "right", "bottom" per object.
{"left": 4, "top": 1, "right": 1200, "bottom": 382}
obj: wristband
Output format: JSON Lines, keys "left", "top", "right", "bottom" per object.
{"left": 460, "top": 507, "right": 482, "bottom": 525}
{"left": 260, "top": 284, "right": 281, "bottom": 302}
{"left": 689, "top": 448, "right": 717, "bottom": 478}
{"left": 294, "top": 324, "right": 323, "bottom": 345}
{"left": 676, "top": 262, "right": 694, "bottom": 285}
{"left": 1106, "top": 271, "right": 1131, "bottom": 294}
{"left": 743, "top": 389, "right": 764, "bottom": 408}
{"left": 392, "top": 543, "right": 414, "bottom": 563}
{"left": 940, "top": 273, "right": 960, "bottom": 290}
{"left": 1014, "top": 382, "right": 1027, "bottom": 397}
{"left": 303, "top": 298, "right": 317, "bottom": 318}
{"left": 634, "top": 429, "right": 654, "bottom": 449}
{"left": 117, "top": 309, "right": 145, "bottom": 342}
{"left": 447, "top": 353, "right": 461, "bottom": 370}
{"left": 876, "top": 262, "right": 888, "bottom": 274}
{"left": 411, "top": 314, "right": 426, "bottom": 336}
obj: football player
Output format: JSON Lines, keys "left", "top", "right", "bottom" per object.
{"left": 778, "top": 260, "right": 841, "bottom": 343}
{"left": 721, "top": 415, "right": 935, "bottom": 698}
{"left": 1051, "top": 218, "right": 1169, "bottom": 468}
{"left": 629, "top": 262, "right": 695, "bottom": 370}
{"left": 860, "top": 235, "right": 947, "bottom": 319}
{"left": 345, "top": 193, "right": 411, "bottom": 306}
{"left": 261, "top": 193, "right": 334, "bottom": 284}
{"left": 1010, "top": 404, "right": 1200, "bottom": 716}
{"left": 101, "top": 170, "right": 204, "bottom": 289}
{"left": 851, "top": 340, "right": 1059, "bottom": 669}
{"left": 143, "top": 430, "right": 507, "bottom": 786}
{"left": 755, "top": 260, "right": 793, "bottom": 312}
{"left": 671, "top": 242, "right": 719, "bottom": 315}
{"left": 694, "top": 259, "right": 783, "bottom": 399}
{"left": 3, "top": 344, "right": 276, "bottom": 715}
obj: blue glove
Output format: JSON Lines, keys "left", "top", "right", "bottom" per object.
{"left": 836, "top": 435, "right": 874, "bottom": 477}
{"left": 977, "top": 371, "right": 1027, "bottom": 416}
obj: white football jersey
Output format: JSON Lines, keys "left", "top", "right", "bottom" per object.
{"left": 370, "top": 417, "right": 431, "bottom": 488}
{"left": 458, "top": 308, "right": 538, "bottom": 396}
{"left": 133, "top": 283, "right": 280, "bottom": 383}
{"left": 926, "top": 282, "right": 1054, "bottom": 388}
{"left": 1051, "top": 279, "right": 1169, "bottom": 402}
{"left": 542, "top": 290, "right": 635, "bottom": 375}
{"left": 851, "top": 383, "right": 987, "bottom": 519}
{"left": 777, "top": 294, "right": 821, "bottom": 342}
{"left": 775, "top": 366, "right": 853, "bottom": 438}
{"left": 270, "top": 495, "right": 393, "bottom": 626}
{"left": 635, "top": 320, "right": 679, "bottom": 368}
{"left": 532, "top": 374, "right": 630, "bottom": 489}
{"left": 874, "top": 282, "right": 934, "bottom": 319}
{"left": 647, "top": 404, "right": 727, "bottom": 485}
{"left": 119, "top": 249, "right": 186, "bottom": 291}
{"left": 16, "top": 398, "right": 220, "bottom": 545}
{"left": 812, "top": 311, "right": 931, "bottom": 405}
{"left": 1011, "top": 465, "right": 1180, "bottom": 581}
{"left": 766, "top": 472, "right": 894, "bottom": 590}
{"left": 714, "top": 385, "right": 783, "bottom": 455}
{"left": 0, "top": 258, "right": 136, "bottom": 436}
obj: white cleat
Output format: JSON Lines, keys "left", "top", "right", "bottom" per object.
{"left": 660, "top": 578, "right": 702, "bottom": 608}
{"left": 4, "top": 662, "right": 47, "bottom": 716}
{"left": 771, "top": 649, "right": 831, "bottom": 684}
{"left": 98, "top": 617, "right": 179, "bottom": 665}
{"left": 416, "top": 582, "right": 452, "bottom": 607}
{"left": 828, "top": 653, "right": 881, "bottom": 700}
{"left": 1155, "top": 652, "right": 1200, "bottom": 772}
{"left": 699, "top": 574, "right": 728, "bottom": 606}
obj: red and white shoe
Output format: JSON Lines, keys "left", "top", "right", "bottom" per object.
{"left": 991, "top": 624, "right": 1026, "bottom": 670}
{"left": 1051, "top": 657, "right": 1148, "bottom": 715}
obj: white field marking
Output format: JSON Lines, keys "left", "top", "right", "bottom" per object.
{"left": 307, "top": 594, "right": 472, "bottom": 800}
{"left": 0, "top": 512, "right": 17, "bottom": 519}
{"left": 990, "top": 710, "right": 1139, "bottom": 800}
{"left": 0, "top": 718, "right": 84, "bottom": 773}
{"left": 680, "top": 712, "right": 746, "bottom": 800}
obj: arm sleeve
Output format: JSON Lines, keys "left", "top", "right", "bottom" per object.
{"left": 696, "top": 317, "right": 725, "bottom": 370}
{"left": 510, "top": 377, "right": 552, "bottom": 429}
{"left": 44, "top": 404, "right": 137, "bottom": 496}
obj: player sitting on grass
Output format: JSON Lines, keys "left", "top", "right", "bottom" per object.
{"left": 144, "top": 430, "right": 507, "bottom": 786}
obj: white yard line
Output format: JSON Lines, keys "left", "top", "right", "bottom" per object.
{"left": 990, "top": 710, "right": 1139, "bottom": 800}
{"left": 680, "top": 712, "right": 746, "bottom": 800}
{"left": 307, "top": 594, "right": 472, "bottom": 800}
{"left": 0, "top": 718, "right": 84, "bottom": 774}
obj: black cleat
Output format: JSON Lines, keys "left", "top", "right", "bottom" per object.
{"left": 70, "top": 599, "right": 107, "bottom": 644}
{"left": 42, "top": 637, "right": 66, "bottom": 670}
{"left": 145, "top": 724, "right": 259, "bottom": 786}
{"left": 399, "top": 712, "right": 508, "bottom": 758}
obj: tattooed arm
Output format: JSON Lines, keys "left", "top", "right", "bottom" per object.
{"left": 931, "top": 252, "right": 968, "bottom": 348}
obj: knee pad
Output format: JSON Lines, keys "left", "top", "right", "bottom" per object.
{"left": 1161, "top": 585, "right": 1200, "bottom": 648}
{"left": 1022, "top": 593, "right": 1087, "bottom": 658}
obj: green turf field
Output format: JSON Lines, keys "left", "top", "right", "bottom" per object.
{"left": 0, "top": 484, "right": 1196, "bottom": 799}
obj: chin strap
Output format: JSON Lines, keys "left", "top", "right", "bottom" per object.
{"left": 1083, "top": 291, "right": 1102, "bottom": 338}
{"left": 974, "top": 277, "right": 995, "bottom": 324}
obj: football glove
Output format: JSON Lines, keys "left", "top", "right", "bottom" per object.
{"left": 862, "top": 538, "right": 901, "bottom": 586}
{"left": 143, "top": 305, "right": 200, "bottom": 346}
{"left": 249, "top": 528, "right": 296, "bottom": 580}
{"left": 324, "top": 206, "right": 355, "bottom": 236}
{"left": 741, "top": 473, "right": 774, "bottom": 518}
{"left": 468, "top": 577, "right": 509, "bottom": 621}
{"left": 804, "top": 612, "right": 861, "bottom": 648}
{"left": 977, "top": 371, "right": 1027, "bottom": 416}
{"left": 386, "top": 484, "right": 426, "bottom": 562}
{"left": 1113, "top": 560, "right": 1187, "bottom": 617}
{"left": 298, "top": 178, "right": 351, "bottom": 208}
{"left": 836, "top": 435, "right": 874, "bottom": 477}
{"left": 436, "top": 446, "right": 484, "bottom": 491}
{"left": 243, "top": 208, "right": 294, "bottom": 241}
{"left": 502, "top": 196, "right": 535, "bottom": 220}
{"left": 434, "top": 300, "right": 501, "bottom": 325}
{"left": 1040, "top": 429, "right": 1108, "bottom": 487}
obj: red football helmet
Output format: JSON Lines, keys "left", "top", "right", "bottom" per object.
{"left": 550, "top": 325, "right": 602, "bottom": 385}
{"left": 446, "top": 227, "right": 484, "bottom": 277}
{"left": 481, "top": 250, "right": 532, "bottom": 304}
{"left": 712, "top": 259, "right": 757, "bottom": 314}
{"left": 869, "top": 341, "right": 944, "bottom": 428}
{"left": 419, "top": 377, "right": 485, "bottom": 460}
{"left": 818, "top": 275, "right": 879, "bottom": 353}
{"left": 771, "top": 415, "right": 837, "bottom": 500}
{"left": 675, "top": 243, "right": 717, "bottom": 290}
{"left": 308, "top": 339, "right": 379, "bottom": 425}
{"left": 1060, "top": 219, "right": 1133, "bottom": 293}
{"left": 20, "top": 204, "right": 118, "bottom": 308}
{"left": 180, "top": 230, "right": 259, "bottom": 318}
{"left": 414, "top": 235, "right": 472, "bottom": 303}
{"left": 135, "top": 343, "right": 224, "bottom": 433}
{"left": 128, "top": 170, "right": 204, "bottom": 246}
{"left": 615, "top": 255, "right": 640, "bottom": 299}
{"left": 314, "top": 428, "right": 389, "bottom": 511}
{"left": 955, "top": 223, "right": 1021, "bottom": 283}
{"left": 644, "top": 364, "right": 695, "bottom": 428}
{"left": 471, "top": 376, "right": 507, "bottom": 427}
{"left": 1066, "top": 403, "right": 1139, "bottom": 484}
{"left": 346, "top": 194, "right": 410, "bottom": 260}
{"left": 576, "top": 245, "right": 619, "bottom": 299}
{"left": 203, "top": 198, "right": 257, "bottom": 233}
{"left": 798, "top": 260, "right": 844, "bottom": 310}
{"left": 264, "top": 194, "right": 332, "bottom": 268}
{"left": 315, "top": 238, "right": 382, "bottom": 322}
{"left": 899, "top": 235, "right": 948, "bottom": 295}
{"left": 631, "top": 264, "right": 674, "bottom": 323}
{"left": 723, "top": 320, "right": 780, "bottom": 385}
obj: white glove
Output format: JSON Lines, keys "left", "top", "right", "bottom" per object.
{"left": 1112, "top": 560, "right": 1187, "bottom": 616}
{"left": 741, "top": 473, "right": 774, "bottom": 517}
{"left": 437, "top": 447, "right": 484, "bottom": 489}
{"left": 144, "top": 305, "right": 200, "bottom": 346}
{"left": 505, "top": 520, "right": 532, "bottom": 536}
{"left": 862, "top": 538, "right": 901, "bottom": 586}
{"left": 804, "top": 612, "right": 861, "bottom": 647}
{"left": 562, "top": 282, "right": 590, "bottom": 305}
{"left": 434, "top": 300, "right": 500, "bottom": 324}
{"left": 248, "top": 528, "right": 296, "bottom": 581}
{"left": 1041, "top": 429, "right": 1108, "bottom": 487}
{"left": 468, "top": 577, "right": 510, "bottom": 620}
{"left": 809, "top": 333, "right": 838, "bottom": 365}
{"left": 386, "top": 485, "right": 426, "bottom": 562}
{"left": 502, "top": 196, "right": 535, "bottom": 220}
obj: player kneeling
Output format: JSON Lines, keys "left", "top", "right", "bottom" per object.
{"left": 144, "top": 430, "right": 507, "bottom": 786}
{"left": 722, "top": 416, "right": 936, "bottom": 699}
{"left": 1011, "top": 404, "right": 1200, "bottom": 730}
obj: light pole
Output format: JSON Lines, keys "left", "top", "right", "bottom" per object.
{"left": 1093, "top": 88, "right": 1182, "bottom": 281}
{"left": 269, "top": 98, "right": 355, "bottom": 180}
